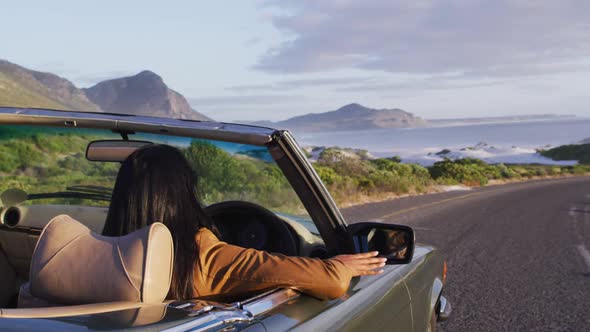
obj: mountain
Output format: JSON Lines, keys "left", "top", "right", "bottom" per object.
{"left": 258, "top": 103, "right": 429, "bottom": 132}
{"left": 0, "top": 59, "right": 210, "bottom": 120}
{"left": 0, "top": 60, "right": 100, "bottom": 112}
{"left": 83, "top": 71, "right": 210, "bottom": 120}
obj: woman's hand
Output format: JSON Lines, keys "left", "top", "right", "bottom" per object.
{"left": 333, "top": 251, "right": 387, "bottom": 276}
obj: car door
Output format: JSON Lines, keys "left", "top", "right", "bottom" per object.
{"left": 256, "top": 267, "right": 413, "bottom": 331}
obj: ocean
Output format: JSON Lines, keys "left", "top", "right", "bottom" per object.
{"left": 294, "top": 119, "right": 590, "bottom": 165}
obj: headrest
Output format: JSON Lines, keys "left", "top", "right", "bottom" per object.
{"left": 29, "top": 215, "right": 173, "bottom": 305}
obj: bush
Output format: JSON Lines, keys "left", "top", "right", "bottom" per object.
{"left": 314, "top": 155, "right": 433, "bottom": 204}
{"left": 428, "top": 159, "right": 488, "bottom": 186}
{"left": 183, "top": 140, "right": 300, "bottom": 212}
{"left": 314, "top": 165, "right": 343, "bottom": 185}
{"left": 540, "top": 144, "right": 590, "bottom": 164}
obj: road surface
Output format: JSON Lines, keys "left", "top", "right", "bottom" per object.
{"left": 343, "top": 176, "right": 590, "bottom": 332}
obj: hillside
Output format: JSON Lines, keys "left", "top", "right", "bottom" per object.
{"left": 0, "top": 60, "right": 100, "bottom": 112}
{"left": 83, "top": 71, "right": 210, "bottom": 120}
{"left": 0, "top": 59, "right": 210, "bottom": 120}
{"left": 259, "top": 103, "right": 428, "bottom": 132}
{"left": 540, "top": 143, "right": 590, "bottom": 164}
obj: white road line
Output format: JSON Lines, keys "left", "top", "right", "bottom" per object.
{"left": 575, "top": 245, "right": 590, "bottom": 272}
{"left": 411, "top": 227, "right": 432, "bottom": 231}
{"left": 569, "top": 205, "right": 579, "bottom": 216}
{"left": 569, "top": 206, "right": 579, "bottom": 228}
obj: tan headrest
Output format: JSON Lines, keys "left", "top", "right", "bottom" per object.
{"left": 29, "top": 215, "right": 173, "bottom": 305}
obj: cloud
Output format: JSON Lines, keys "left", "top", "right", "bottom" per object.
{"left": 244, "top": 37, "right": 264, "bottom": 46}
{"left": 226, "top": 76, "right": 377, "bottom": 91}
{"left": 255, "top": 0, "right": 590, "bottom": 77}
{"left": 332, "top": 61, "right": 590, "bottom": 92}
{"left": 40, "top": 67, "right": 135, "bottom": 88}
{"left": 31, "top": 60, "right": 135, "bottom": 87}
{"left": 189, "top": 94, "right": 304, "bottom": 106}
{"left": 73, "top": 70, "right": 136, "bottom": 87}
{"left": 335, "top": 76, "right": 511, "bottom": 93}
{"left": 188, "top": 94, "right": 312, "bottom": 122}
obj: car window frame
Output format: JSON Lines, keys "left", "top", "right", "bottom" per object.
{"left": 0, "top": 107, "right": 352, "bottom": 253}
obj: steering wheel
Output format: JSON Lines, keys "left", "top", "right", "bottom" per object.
{"left": 204, "top": 201, "right": 298, "bottom": 256}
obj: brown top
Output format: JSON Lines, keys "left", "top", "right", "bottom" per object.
{"left": 192, "top": 228, "right": 353, "bottom": 300}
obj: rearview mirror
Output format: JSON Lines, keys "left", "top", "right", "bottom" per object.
{"left": 0, "top": 188, "right": 28, "bottom": 206}
{"left": 86, "top": 140, "right": 153, "bottom": 162}
{"left": 348, "top": 222, "right": 415, "bottom": 264}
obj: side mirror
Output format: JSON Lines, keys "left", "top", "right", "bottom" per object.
{"left": 348, "top": 222, "right": 415, "bottom": 264}
{"left": 86, "top": 140, "right": 153, "bottom": 162}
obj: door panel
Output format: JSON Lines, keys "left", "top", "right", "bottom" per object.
{"left": 400, "top": 249, "right": 444, "bottom": 332}
{"left": 259, "top": 267, "right": 413, "bottom": 331}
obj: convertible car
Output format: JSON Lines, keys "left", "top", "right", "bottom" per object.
{"left": 0, "top": 107, "right": 450, "bottom": 331}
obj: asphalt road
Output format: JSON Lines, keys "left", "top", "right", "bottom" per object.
{"left": 342, "top": 176, "right": 590, "bottom": 332}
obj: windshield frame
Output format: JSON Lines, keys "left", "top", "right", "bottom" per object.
{"left": 0, "top": 107, "right": 352, "bottom": 252}
{"left": 0, "top": 107, "right": 275, "bottom": 146}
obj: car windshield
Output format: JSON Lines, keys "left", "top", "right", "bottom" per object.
{"left": 0, "top": 124, "right": 310, "bottom": 219}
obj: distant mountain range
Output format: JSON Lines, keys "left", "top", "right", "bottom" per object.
{"left": 253, "top": 104, "right": 578, "bottom": 132}
{"left": 1, "top": 59, "right": 579, "bottom": 130}
{"left": 0, "top": 59, "right": 209, "bottom": 120}
{"left": 252, "top": 103, "right": 429, "bottom": 132}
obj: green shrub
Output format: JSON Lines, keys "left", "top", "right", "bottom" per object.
{"left": 314, "top": 165, "right": 343, "bottom": 185}
{"left": 540, "top": 144, "right": 590, "bottom": 164}
{"left": 428, "top": 159, "right": 488, "bottom": 186}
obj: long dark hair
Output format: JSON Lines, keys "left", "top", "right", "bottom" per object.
{"left": 103, "top": 144, "right": 217, "bottom": 300}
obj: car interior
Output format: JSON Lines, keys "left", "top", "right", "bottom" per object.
{"left": 0, "top": 214, "right": 173, "bottom": 317}
{"left": 0, "top": 133, "right": 328, "bottom": 317}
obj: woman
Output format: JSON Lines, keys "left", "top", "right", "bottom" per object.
{"left": 103, "top": 144, "right": 385, "bottom": 300}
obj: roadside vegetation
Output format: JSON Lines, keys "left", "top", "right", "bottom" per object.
{"left": 0, "top": 130, "right": 302, "bottom": 213}
{"left": 183, "top": 141, "right": 302, "bottom": 213}
{"left": 1, "top": 129, "right": 589, "bottom": 212}
{"left": 427, "top": 158, "right": 589, "bottom": 186}
{"left": 312, "top": 148, "right": 590, "bottom": 206}
{"left": 313, "top": 148, "right": 433, "bottom": 204}
{"left": 539, "top": 143, "right": 590, "bottom": 165}
{"left": 0, "top": 129, "right": 119, "bottom": 206}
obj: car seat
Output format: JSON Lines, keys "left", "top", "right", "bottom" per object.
{"left": 0, "top": 214, "right": 173, "bottom": 318}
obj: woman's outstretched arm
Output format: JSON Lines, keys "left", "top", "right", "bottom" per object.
{"left": 193, "top": 228, "right": 386, "bottom": 300}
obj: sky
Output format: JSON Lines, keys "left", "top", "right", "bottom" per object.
{"left": 2, "top": 0, "right": 590, "bottom": 122}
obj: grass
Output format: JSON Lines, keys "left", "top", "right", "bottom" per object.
{"left": 0, "top": 72, "right": 68, "bottom": 110}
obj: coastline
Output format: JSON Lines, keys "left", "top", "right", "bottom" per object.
{"left": 298, "top": 119, "right": 590, "bottom": 166}
{"left": 336, "top": 173, "right": 590, "bottom": 209}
